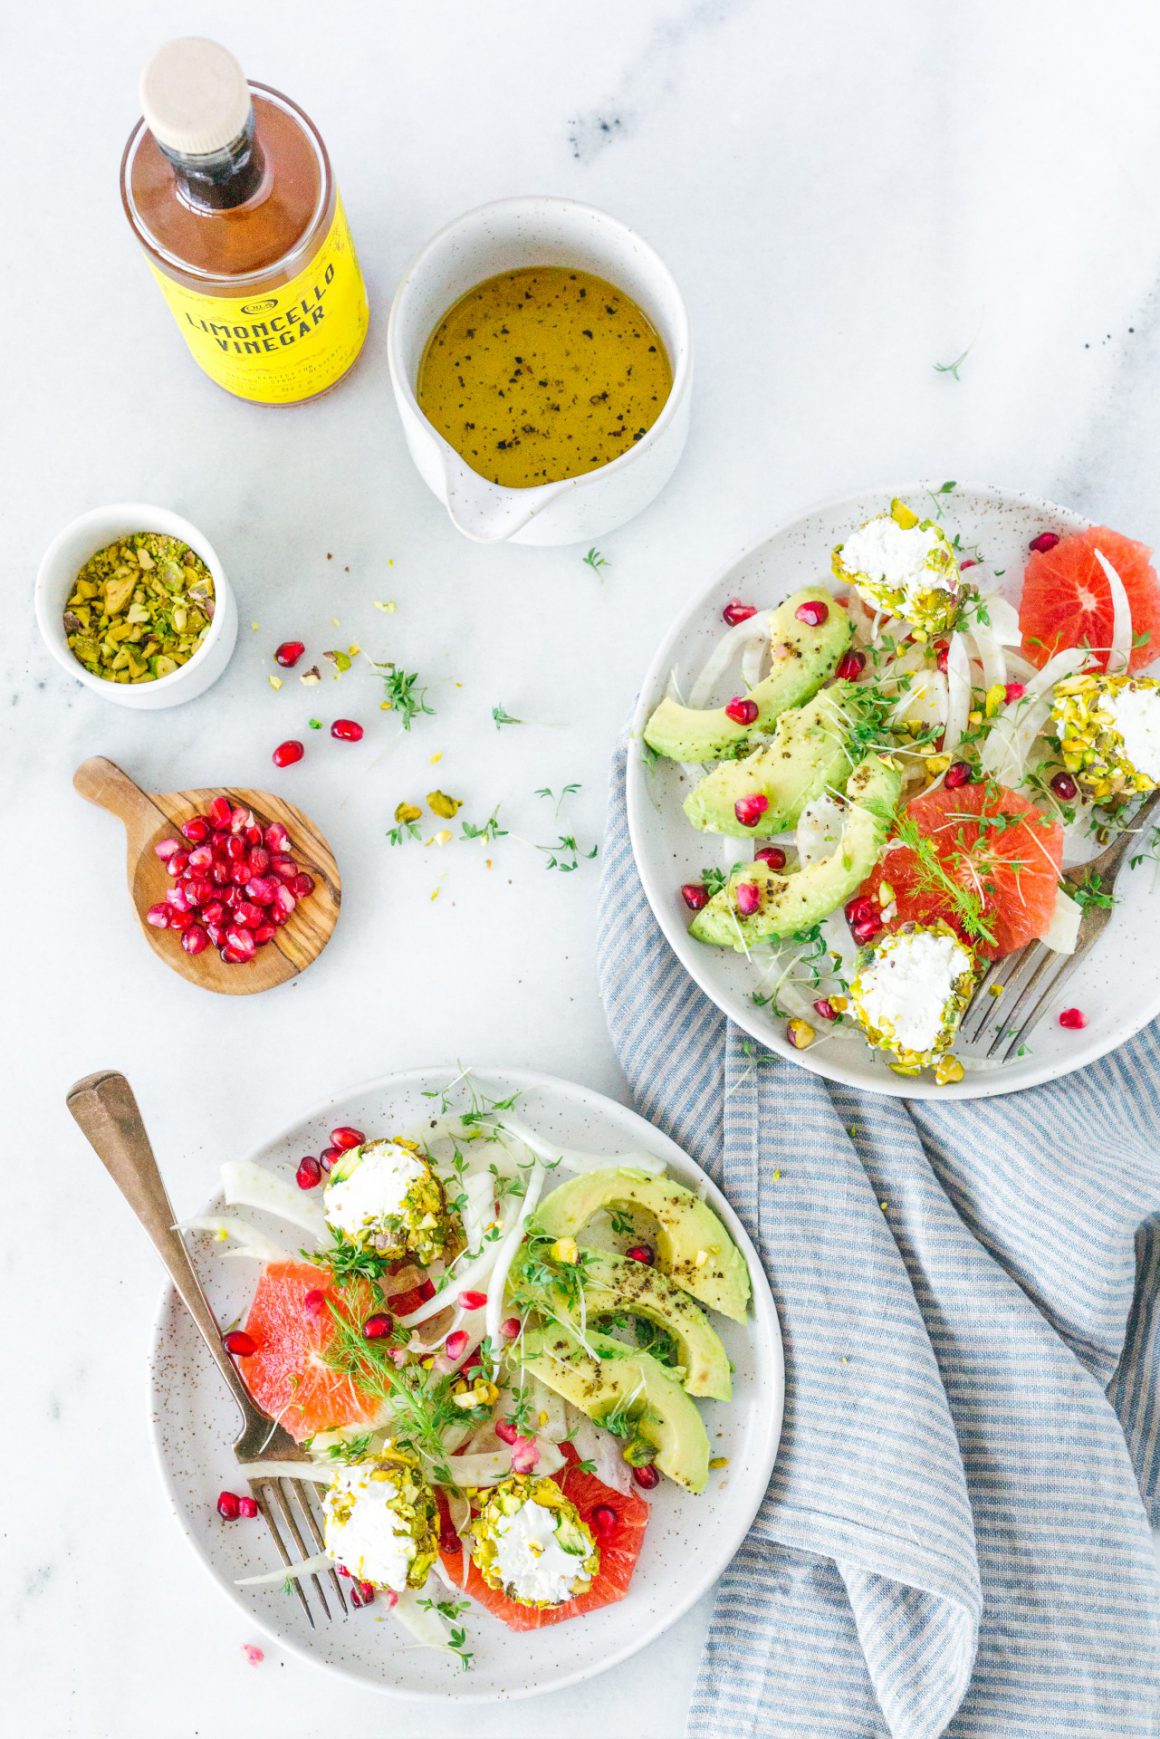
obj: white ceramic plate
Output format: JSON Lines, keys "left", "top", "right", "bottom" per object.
{"left": 149, "top": 1065, "right": 782, "bottom": 1701}
{"left": 627, "top": 482, "right": 1160, "bottom": 1100}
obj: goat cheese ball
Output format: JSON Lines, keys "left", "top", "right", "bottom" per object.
{"left": 324, "top": 1137, "right": 452, "bottom": 1265}
{"left": 850, "top": 921, "right": 976, "bottom": 1071}
{"left": 1050, "top": 673, "right": 1160, "bottom": 802}
{"left": 833, "top": 500, "right": 961, "bottom": 633}
{"left": 322, "top": 1450, "right": 439, "bottom": 1591}
{"left": 470, "top": 1477, "right": 599, "bottom": 1609}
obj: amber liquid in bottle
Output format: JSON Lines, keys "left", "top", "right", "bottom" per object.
{"left": 122, "top": 83, "right": 368, "bottom": 406}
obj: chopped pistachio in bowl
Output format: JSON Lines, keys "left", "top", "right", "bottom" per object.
{"left": 35, "top": 502, "right": 237, "bottom": 709}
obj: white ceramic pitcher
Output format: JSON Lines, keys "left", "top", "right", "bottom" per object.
{"left": 386, "top": 197, "right": 692, "bottom": 546}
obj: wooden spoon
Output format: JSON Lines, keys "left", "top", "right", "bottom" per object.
{"left": 74, "top": 755, "right": 341, "bottom": 995}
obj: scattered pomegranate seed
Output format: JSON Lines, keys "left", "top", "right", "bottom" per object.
{"left": 274, "top": 640, "right": 305, "bottom": 668}
{"left": 458, "top": 1290, "right": 488, "bottom": 1311}
{"left": 681, "top": 882, "right": 710, "bottom": 911}
{"left": 500, "top": 1317, "right": 522, "bottom": 1341}
{"left": 934, "top": 639, "right": 950, "bottom": 673}
{"left": 155, "top": 837, "right": 180, "bottom": 861}
{"left": 591, "top": 1504, "right": 618, "bottom": 1539}
{"left": 331, "top": 1126, "right": 365, "bottom": 1151}
{"left": 181, "top": 816, "right": 210, "bottom": 843}
{"left": 1004, "top": 682, "right": 1026, "bottom": 704}
{"left": 755, "top": 845, "right": 787, "bottom": 870}
{"left": 146, "top": 902, "right": 170, "bottom": 928}
{"left": 1059, "top": 1007, "right": 1087, "bottom": 1030}
{"left": 331, "top": 719, "right": 364, "bottom": 742}
{"left": 208, "top": 795, "right": 233, "bottom": 829}
{"left": 724, "top": 696, "right": 759, "bottom": 726}
{"left": 350, "top": 1580, "right": 376, "bottom": 1608}
{"left": 217, "top": 1491, "right": 240, "bottom": 1520}
{"left": 735, "top": 882, "right": 762, "bottom": 917}
{"left": 795, "top": 600, "right": 829, "bottom": 627}
{"left": 296, "top": 1155, "right": 322, "bottom": 1189}
{"left": 722, "top": 598, "right": 757, "bottom": 625}
{"left": 445, "top": 1329, "right": 470, "bottom": 1361}
{"left": 734, "top": 792, "right": 769, "bottom": 828}
{"left": 845, "top": 895, "right": 877, "bottom": 927}
{"left": 272, "top": 740, "right": 304, "bottom": 768}
{"left": 363, "top": 1313, "right": 394, "bottom": 1340}
{"left": 835, "top": 649, "right": 866, "bottom": 682}
{"left": 959, "top": 558, "right": 978, "bottom": 571}
{"left": 494, "top": 1418, "right": 519, "bottom": 1445}
{"left": 944, "top": 761, "right": 972, "bottom": 789}
{"left": 631, "top": 1463, "right": 660, "bottom": 1490}
{"left": 237, "top": 1496, "right": 259, "bottom": 1519}
{"left": 851, "top": 917, "right": 881, "bottom": 946}
{"left": 223, "top": 1330, "right": 256, "bottom": 1357}
{"left": 1029, "top": 531, "right": 1061, "bottom": 554}
{"left": 181, "top": 925, "right": 209, "bottom": 956}
{"left": 814, "top": 998, "right": 838, "bottom": 1021}
{"left": 626, "top": 1244, "right": 654, "bottom": 1265}
{"left": 303, "top": 1289, "right": 327, "bottom": 1320}
{"left": 319, "top": 1146, "right": 340, "bottom": 1171}
{"left": 1051, "top": 771, "right": 1078, "bottom": 801}
{"left": 242, "top": 1644, "right": 264, "bottom": 1666}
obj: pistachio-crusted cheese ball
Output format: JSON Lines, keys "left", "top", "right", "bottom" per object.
{"left": 470, "top": 1476, "right": 599, "bottom": 1609}
{"left": 1050, "top": 673, "right": 1160, "bottom": 802}
{"left": 850, "top": 921, "right": 976, "bottom": 1071}
{"left": 833, "top": 500, "right": 961, "bottom": 633}
{"left": 321, "top": 1448, "right": 439, "bottom": 1591}
{"left": 324, "top": 1137, "right": 451, "bottom": 1265}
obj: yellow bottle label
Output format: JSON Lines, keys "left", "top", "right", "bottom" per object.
{"left": 147, "top": 196, "right": 368, "bottom": 404}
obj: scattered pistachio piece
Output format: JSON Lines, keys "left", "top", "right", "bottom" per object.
{"left": 427, "top": 790, "right": 462, "bottom": 820}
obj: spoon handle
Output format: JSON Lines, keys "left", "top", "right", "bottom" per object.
{"left": 66, "top": 1070, "right": 252, "bottom": 1417}
{"left": 73, "top": 756, "right": 160, "bottom": 832}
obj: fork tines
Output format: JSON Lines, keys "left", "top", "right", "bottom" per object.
{"left": 247, "top": 1475, "right": 347, "bottom": 1628}
{"left": 959, "top": 941, "right": 1069, "bottom": 1062}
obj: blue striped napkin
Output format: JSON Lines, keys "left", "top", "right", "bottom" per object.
{"left": 597, "top": 743, "right": 1160, "bottom": 1739}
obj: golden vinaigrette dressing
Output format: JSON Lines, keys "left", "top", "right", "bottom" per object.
{"left": 417, "top": 267, "right": 673, "bottom": 489}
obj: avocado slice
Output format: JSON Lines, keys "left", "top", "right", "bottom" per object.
{"left": 535, "top": 1169, "right": 751, "bottom": 1323}
{"left": 643, "top": 588, "right": 854, "bottom": 763}
{"left": 575, "top": 1250, "right": 732, "bottom": 1401}
{"left": 690, "top": 755, "right": 901, "bottom": 949}
{"left": 683, "top": 683, "right": 855, "bottom": 837}
{"left": 519, "top": 1325, "right": 711, "bottom": 1494}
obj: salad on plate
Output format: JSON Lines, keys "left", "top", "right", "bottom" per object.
{"left": 641, "top": 493, "right": 1160, "bottom": 1083}
{"left": 189, "top": 1076, "right": 750, "bottom": 1668}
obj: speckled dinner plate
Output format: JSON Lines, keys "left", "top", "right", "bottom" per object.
{"left": 627, "top": 482, "right": 1160, "bottom": 1100}
{"left": 149, "top": 1065, "right": 783, "bottom": 1700}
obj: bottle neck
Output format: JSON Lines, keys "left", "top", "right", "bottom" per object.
{"left": 160, "top": 108, "right": 266, "bottom": 212}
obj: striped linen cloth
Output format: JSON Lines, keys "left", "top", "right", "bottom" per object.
{"left": 597, "top": 743, "right": 1160, "bottom": 1738}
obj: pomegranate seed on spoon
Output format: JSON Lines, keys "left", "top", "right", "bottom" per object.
{"left": 208, "top": 795, "right": 233, "bottom": 829}
{"left": 181, "top": 925, "right": 209, "bottom": 956}
{"left": 145, "top": 903, "right": 170, "bottom": 928}
{"left": 265, "top": 822, "right": 290, "bottom": 853}
{"left": 181, "top": 816, "right": 210, "bottom": 843}
{"left": 292, "top": 872, "right": 315, "bottom": 898}
{"left": 154, "top": 837, "right": 180, "bottom": 861}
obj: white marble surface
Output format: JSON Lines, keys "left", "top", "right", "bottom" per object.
{"left": 6, "top": 0, "right": 1160, "bottom": 1733}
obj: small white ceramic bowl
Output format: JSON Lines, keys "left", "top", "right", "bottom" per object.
{"left": 387, "top": 196, "right": 693, "bottom": 546}
{"left": 35, "top": 503, "right": 238, "bottom": 709}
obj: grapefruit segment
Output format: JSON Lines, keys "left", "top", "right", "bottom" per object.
{"left": 860, "top": 782, "right": 1063, "bottom": 960}
{"left": 437, "top": 1445, "right": 650, "bottom": 1630}
{"left": 240, "top": 1259, "right": 382, "bottom": 1443}
{"left": 1020, "top": 526, "right": 1160, "bottom": 674}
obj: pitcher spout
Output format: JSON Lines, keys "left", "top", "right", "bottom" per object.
{"left": 441, "top": 454, "right": 569, "bottom": 545}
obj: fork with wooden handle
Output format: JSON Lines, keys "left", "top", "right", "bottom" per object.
{"left": 958, "top": 788, "right": 1160, "bottom": 1061}
{"left": 65, "top": 1070, "right": 346, "bottom": 1626}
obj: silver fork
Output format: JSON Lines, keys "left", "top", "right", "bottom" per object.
{"left": 66, "top": 1070, "right": 346, "bottom": 1628}
{"left": 958, "top": 789, "right": 1160, "bottom": 1062}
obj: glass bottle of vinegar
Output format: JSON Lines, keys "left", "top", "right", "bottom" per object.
{"left": 121, "top": 38, "right": 369, "bottom": 407}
